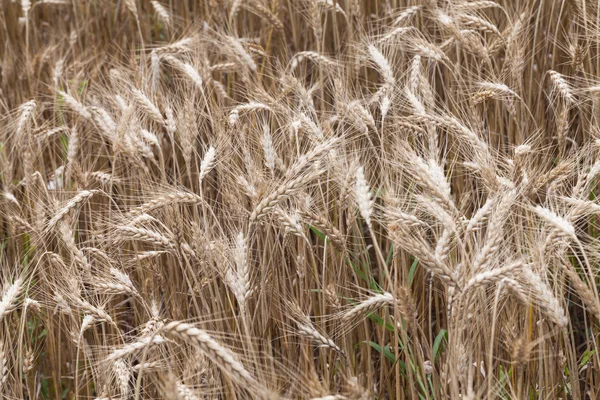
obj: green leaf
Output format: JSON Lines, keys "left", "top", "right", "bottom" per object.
{"left": 40, "top": 376, "right": 49, "bottom": 398}
{"left": 78, "top": 80, "right": 88, "bottom": 95}
{"left": 433, "top": 329, "right": 448, "bottom": 362}
{"left": 365, "top": 341, "right": 408, "bottom": 376}
{"left": 366, "top": 341, "right": 396, "bottom": 363}
{"left": 408, "top": 258, "right": 419, "bottom": 285}
{"left": 344, "top": 256, "right": 369, "bottom": 284}
{"left": 580, "top": 349, "right": 595, "bottom": 370}
{"left": 308, "top": 225, "right": 327, "bottom": 241}
{"left": 367, "top": 313, "right": 396, "bottom": 333}
{"left": 59, "top": 133, "right": 69, "bottom": 158}
{"left": 386, "top": 244, "right": 394, "bottom": 266}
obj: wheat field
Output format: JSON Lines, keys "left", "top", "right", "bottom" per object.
{"left": 1, "top": 0, "right": 600, "bottom": 399}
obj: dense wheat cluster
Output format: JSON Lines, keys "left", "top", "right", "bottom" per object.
{"left": 3, "top": 0, "right": 600, "bottom": 398}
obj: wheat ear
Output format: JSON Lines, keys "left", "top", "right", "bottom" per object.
{"left": 342, "top": 292, "right": 395, "bottom": 323}
{"left": 0, "top": 278, "right": 23, "bottom": 322}
{"left": 129, "top": 192, "right": 201, "bottom": 216}
{"left": 162, "top": 321, "right": 265, "bottom": 392}
{"left": 106, "top": 335, "right": 166, "bottom": 362}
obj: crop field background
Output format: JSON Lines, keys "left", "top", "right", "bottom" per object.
{"left": 1, "top": 0, "right": 600, "bottom": 399}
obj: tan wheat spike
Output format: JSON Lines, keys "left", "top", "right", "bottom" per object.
{"left": 58, "top": 221, "right": 92, "bottom": 271}
{"left": 209, "top": 62, "right": 237, "bottom": 73}
{"left": 392, "top": 5, "right": 421, "bottom": 26}
{"left": 354, "top": 166, "right": 373, "bottom": 230}
{"left": 229, "top": 0, "right": 242, "bottom": 21}
{"left": 378, "top": 26, "right": 414, "bottom": 44}
{"left": 297, "top": 210, "right": 345, "bottom": 249}
{"left": 131, "top": 361, "right": 162, "bottom": 371}
{"left": 116, "top": 226, "right": 174, "bottom": 249}
{"left": 155, "top": 38, "right": 195, "bottom": 55}
{"left": 285, "top": 137, "right": 338, "bottom": 179}
{"left": 463, "top": 260, "right": 524, "bottom": 295}
{"left": 273, "top": 208, "right": 305, "bottom": 239}
{"left": 114, "top": 359, "right": 131, "bottom": 398}
{"left": 388, "top": 224, "right": 460, "bottom": 288}
{"left": 8, "top": 216, "right": 33, "bottom": 233}
{"left": 342, "top": 292, "right": 395, "bottom": 323}
{"left": 521, "top": 268, "right": 568, "bottom": 328}
{"left": 160, "top": 55, "right": 204, "bottom": 92}
{"left": 175, "top": 381, "right": 201, "bottom": 400}
{"left": 222, "top": 232, "right": 252, "bottom": 315}
{"left": 105, "top": 335, "right": 166, "bottom": 362}
{"left": 131, "top": 89, "right": 165, "bottom": 125}
{"left": 561, "top": 263, "right": 600, "bottom": 321}
{"left": 548, "top": 70, "right": 574, "bottom": 104}
{"left": 228, "top": 101, "right": 271, "bottom": 126}
{"left": 57, "top": 90, "right": 91, "bottom": 119}
{"left": 250, "top": 165, "right": 326, "bottom": 223}
{"left": 199, "top": 146, "right": 216, "bottom": 183}
{"left": 532, "top": 206, "right": 576, "bottom": 239}
{"left": 0, "top": 278, "right": 23, "bottom": 322}
{"left": 163, "top": 321, "right": 266, "bottom": 392}
{"left": 243, "top": 0, "right": 283, "bottom": 31}
{"left": 225, "top": 36, "right": 258, "bottom": 72}
{"left": 89, "top": 106, "right": 117, "bottom": 138}
{"left": 316, "top": 0, "right": 346, "bottom": 17}
{"left": 0, "top": 342, "right": 7, "bottom": 391}
{"left": 367, "top": 45, "right": 394, "bottom": 89}
{"left": 124, "top": 0, "right": 138, "bottom": 18}
{"left": 129, "top": 192, "right": 201, "bottom": 216}
{"left": 94, "top": 267, "right": 139, "bottom": 297}
{"left": 465, "top": 195, "right": 497, "bottom": 234}
{"left": 458, "top": 14, "right": 501, "bottom": 36}
{"left": 290, "top": 52, "right": 337, "bottom": 72}
{"left": 295, "top": 317, "right": 345, "bottom": 356}
{"left": 471, "top": 189, "right": 516, "bottom": 273}
{"left": 47, "top": 190, "right": 97, "bottom": 229}
{"left": 88, "top": 171, "right": 115, "bottom": 185}
{"left": 455, "top": 1, "right": 502, "bottom": 11}
{"left": 16, "top": 100, "right": 36, "bottom": 137}
{"left": 72, "top": 297, "right": 116, "bottom": 326}
{"left": 151, "top": 1, "right": 170, "bottom": 26}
